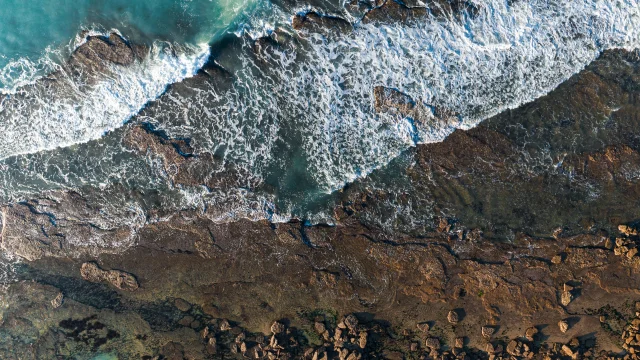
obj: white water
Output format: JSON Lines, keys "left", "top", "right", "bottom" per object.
{"left": 152, "top": 0, "right": 640, "bottom": 197}
{"left": 295, "top": 0, "right": 640, "bottom": 191}
{"left": 0, "top": 40, "right": 210, "bottom": 160}
{"left": 0, "top": 0, "right": 638, "bottom": 225}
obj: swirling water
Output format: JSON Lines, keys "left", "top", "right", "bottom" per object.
{"left": 0, "top": 0, "right": 639, "bottom": 229}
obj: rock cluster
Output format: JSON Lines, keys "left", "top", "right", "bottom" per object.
{"left": 609, "top": 224, "right": 640, "bottom": 261}
{"left": 621, "top": 303, "right": 640, "bottom": 358}
{"left": 540, "top": 337, "right": 596, "bottom": 359}
{"left": 192, "top": 314, "right": 378, "bottom": 359}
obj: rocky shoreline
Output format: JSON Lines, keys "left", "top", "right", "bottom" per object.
{"left": 1, "top": 3, "right": 640, "bottom": 360}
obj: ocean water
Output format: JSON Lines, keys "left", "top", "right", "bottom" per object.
{"left": 0, "top": 0, "right": 639, "bottom": 230}
{"left": 0, "top": 0, "right": 253, "bottom": 91}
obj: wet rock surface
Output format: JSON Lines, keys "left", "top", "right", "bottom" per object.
{"left": 70, "top": 33, "right": 148, "bottom": 74}
{"left": 1, "top": 7, "right": 640, "bottom": 360}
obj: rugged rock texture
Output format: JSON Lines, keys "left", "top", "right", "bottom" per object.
{"left": 2, "top": 49, "right": 640, "bottom": 358}
{"left": 80, "top": 262, "right": 139, "bottom": 291}
{"left": 70, "top": 33, "right": 148, "bottom": 74}
{"left": 292, "top": 12, "right": 352, "bottom": 34}
{"left": 1, "top": 6, "right": 640, "bottom": 360}
{"left": 0, "top": 192, "right": 137, "bottom": 261}
{"left": 2, "top": 205, "right": 640, "bottom": 358}
{"left": 373, "top": 86, "right": 460, "bottom": 128}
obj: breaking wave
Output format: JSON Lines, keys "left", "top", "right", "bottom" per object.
{"left": 0, "top": 0, "right": 639, "bottom": 224}
{"left": 0, "top": 38, "right": 210, "bottom": 160}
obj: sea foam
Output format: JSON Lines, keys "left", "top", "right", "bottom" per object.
{"left": 0, "top": 0, "right": 639, "bottom": 225}
{"left": 153, "top": 0, "right": 640, "bottom": 198}
{"left": 0, "top": 39, "right": 210, "bottom": 160}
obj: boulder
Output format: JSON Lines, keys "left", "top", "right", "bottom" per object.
{"left": 271, "top": 321, "right": 285, "bottom": 334}
{"left": 425, "top": 337, "right": 440, "bottom": 350}
{"left": 525, "top": 327, "right": 538, "bottom": 341}
{"left": 50, "top": 292, "right": 64, "bottom": 309}
{"left": 344, "top": 314, "right": 358, "bottom": 331}
{"left": 447, "top": 309, "right": 460, "bottom": 324}
{"left": 70, "top": 33, "right": 148, "bottom": 74}
{"left": 559, "top": 320, "right": 569, "bottom": 333}
{"left": 482, "top": 326, "right": 496, "bottom": 339}
{"left": 561, "top": 290, "right": 573, "bottom": 306}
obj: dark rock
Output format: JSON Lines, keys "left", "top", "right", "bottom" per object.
{"left": 70, "top": 33, "right": 148, "bottom": 74}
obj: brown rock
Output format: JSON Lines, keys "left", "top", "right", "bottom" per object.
{"left": 559, "top": 320, "right": 569, "bottom": 333}
{"left": 206, "top": 337, "right": 217, "bottom": 354}
{"left": 620, "top": 224, "right": 638, "bottom": 236}
{"left": 271, "top": 321, "right": 285, "bottom": 334}
{"left": 174, "top": 298, "right": 191, "bottom": 312}
{"left": 416, "top": 322, "right": 430, "bottom": 332}
{"left": 425, "top": 337, "right": 440, "bottom": 350}
{"left": 358, "top": 332, "right": 367, "bottom": 349}
{"left": 506, "top": 340, "right": 519, "bottom": 356}
{"left": 482, "top": 326, "right": 496, "bottom": 339}
{"left": 220, "top": 319, "right": 231, "bottom": 331}
{"left": 70, "top": 33, "right": 147, "bottom": 74}
{"left": 80, "top": 262, "right": 139, "bottom": 291}
{"left": 561, "top": 290, "right": 573, "bottom": 306}
{"left": 447, "top": 309, "right": 460, "bottom": 324}
{"left": 292, "top": 12, "right": 351, "bottom": 34}
{"left": 454, "top": 337, "right": 464, "bottom": 348}
{"left": 343, "top": 314, "right": 358, "bottom": 331}
{"left": 551, "top": 255, "right": 563, "bottom": 264}
{"left": 525, "top": 327, "right": 538, "bottom": 341}
{"left": 605, "top": 238, "right": 614, "bottom": 249}
{"left": 561, "top": 344, "right": 574, "bottom": 357}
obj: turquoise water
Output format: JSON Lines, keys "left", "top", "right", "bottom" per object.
{"left": 0, "top": 0, "right": 252, "bottom": 90}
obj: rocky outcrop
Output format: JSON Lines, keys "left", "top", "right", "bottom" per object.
{"left": 2, "top": 37, "right": 640, "bottom": 360}
{"left": 372, "top": 86, "right": 460, "bottom": 129}
{"left": 80, "top": 262, "right": 139, "bottom": 291}
{"left": 292, "top": 12, "right": 352, "bottom": 34}
{"left": 0, "top": 192, "right": 137, "bottom": 261}
{"left": 70, "top": 33, "right": 148, "bottom": 74}
{"left": 363, "top": 0, "right": 479, "bottom": 24}
{"left": 122, "top": 124, "right": 257, "bottom": 192}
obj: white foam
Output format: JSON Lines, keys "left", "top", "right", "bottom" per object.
{"left": 0, "top": 41, "right": 210, "bottom": 160}
{"left": 217, "top": 0, "right": 640, "bottom": 194}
